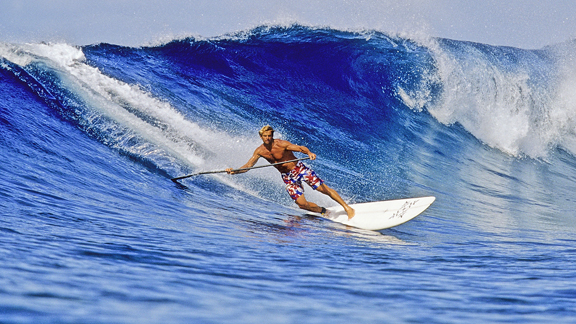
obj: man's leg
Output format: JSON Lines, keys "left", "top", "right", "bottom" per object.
{"left": 294, "top": 194, "right": 323, "bottom": 214}
{"left": 316, "top": 184, "right": 355, "bottom": 219}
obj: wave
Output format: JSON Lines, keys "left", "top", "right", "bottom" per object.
{"left": 2, "top": 24, "right": 576, "bottom": 185}
{"left": 402, "top": 37, "right": 576, "bottom": 158}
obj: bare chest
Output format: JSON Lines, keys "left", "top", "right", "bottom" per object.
{"left": 259, "top": 142, "right": 293, "bottom": 163}
{"left": 260, "top": 147, "right": 285, "bottom": 162}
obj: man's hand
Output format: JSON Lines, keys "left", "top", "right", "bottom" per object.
{"left": 225, "top": 168, "right": 234, "bottom": 174}
{"left": 308, "top": 152, "right": 317, "bottom": 160}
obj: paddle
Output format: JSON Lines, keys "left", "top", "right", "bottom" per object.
{"left": 171, "top": 157, "right": 311, "bottom": 182}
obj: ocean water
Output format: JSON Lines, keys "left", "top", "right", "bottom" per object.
{"left": 1, "top": 25, "right": 576, "bottom": 323}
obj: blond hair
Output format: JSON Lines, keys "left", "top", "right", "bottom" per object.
{"left": 258, "top": 125, "right": 274, "bottom": 136}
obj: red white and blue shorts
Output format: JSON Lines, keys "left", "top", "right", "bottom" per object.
{"left": 281, "top": 161, "right": 324, "bottom": 200}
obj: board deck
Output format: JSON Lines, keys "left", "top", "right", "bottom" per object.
{"left": 320, "top": 196, "right": 435, "bottom": 230}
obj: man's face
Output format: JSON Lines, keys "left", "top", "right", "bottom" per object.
{"left": 260, "top": 130, "right": 274, "bottom": 145}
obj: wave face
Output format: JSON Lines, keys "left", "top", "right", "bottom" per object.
{"left": 2, "top": 25, "right": 576, "bottom": 323}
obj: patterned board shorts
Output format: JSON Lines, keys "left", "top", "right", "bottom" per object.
{"left": 281, "top": 161, "right": 324, "bottom": 200}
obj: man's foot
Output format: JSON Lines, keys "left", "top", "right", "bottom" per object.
{"left": 345, "top": 206, "right": 355, "bottom": 220}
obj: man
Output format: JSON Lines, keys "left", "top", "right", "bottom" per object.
{"left": 226, "top": 125, "right": 355, "bottom": 219}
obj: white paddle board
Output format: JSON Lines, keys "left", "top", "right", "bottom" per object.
{"left": 320, "top": 196, "right": 435, "bottom": 231}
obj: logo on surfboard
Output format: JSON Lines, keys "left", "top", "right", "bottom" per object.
{"left": 389, "top": 199, "right": 419, "bottom": 219}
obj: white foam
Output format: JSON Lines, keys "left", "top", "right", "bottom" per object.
{"left": 402, "top": 37, "right": 576, "bottom": 158}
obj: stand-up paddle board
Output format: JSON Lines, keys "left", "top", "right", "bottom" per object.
{"left": 319, "top": 196, "right": 435, "bottom": 231}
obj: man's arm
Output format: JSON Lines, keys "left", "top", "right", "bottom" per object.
{"left": 284, "top": 142, "right": 317, "bottom": 160}
{"left": 226, "top": 150, "right": 261, "bottom": 174}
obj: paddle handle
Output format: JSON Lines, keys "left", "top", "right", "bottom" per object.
{"left": 171, "top": 157, "right": 311, "bottom": 182}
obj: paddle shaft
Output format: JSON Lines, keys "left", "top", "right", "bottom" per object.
{"left": 171, "top": 157, "right": 311, "bottom": 181}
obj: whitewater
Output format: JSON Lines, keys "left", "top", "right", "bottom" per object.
{"left": 1, "top": 25, "right": 576, "bottom": 323}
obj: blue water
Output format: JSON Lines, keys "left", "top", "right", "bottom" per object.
{"left": 2, "top": 25, "right": 576, "bottom": 323}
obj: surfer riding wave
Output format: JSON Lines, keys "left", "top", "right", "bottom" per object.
{"left": 226, "top": 125, "right": 355, "bottom": 220}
